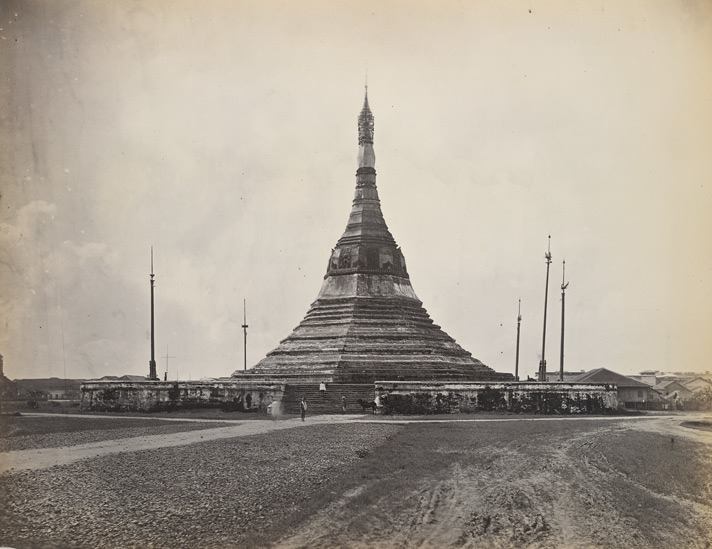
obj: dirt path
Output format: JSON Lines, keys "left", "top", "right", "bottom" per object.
{"left": 0, "top": 413, "right": 695, "bottom": 476}
{"left": 275, "top": 416, "right": 712, "bottom": 548}
{"left": 0, "top": 415, "right": 355, "bottom": 474}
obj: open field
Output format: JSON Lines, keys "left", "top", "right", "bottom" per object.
{"left": 0, "top": 414, "right": 234, "bottom": 452}
{"left": 1, "top": 413, "right": 711, "bottom": 548}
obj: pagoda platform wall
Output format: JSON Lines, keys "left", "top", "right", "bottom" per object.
{"left": 80, "top": 379, "right": 618, "bottom": 415}
{"left": 375, "top": 381, "right": 619, "bottom": 414}
{"left": 79, "top": 380, "right": 284, "bottom": 413}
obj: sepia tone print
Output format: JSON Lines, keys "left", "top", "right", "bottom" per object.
{"left": 1, "top": 1, "right": 711, "bottom": 547}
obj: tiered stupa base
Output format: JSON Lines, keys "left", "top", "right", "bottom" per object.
{"left": 235, "top": 274, "right": 505, "bottom": 384}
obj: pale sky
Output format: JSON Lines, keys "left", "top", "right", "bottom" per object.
{"left": 1, "top": 0, "right": 711, "bottom": 380}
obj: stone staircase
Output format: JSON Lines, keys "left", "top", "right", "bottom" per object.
{"left": 281, "top": 383, "right": 375, "bottom": 415}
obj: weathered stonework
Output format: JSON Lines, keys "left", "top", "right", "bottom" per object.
{"left": 375, "top": 381, "right": 619, "bottom": 414}
{"left": 80, "top": 379, "right": 618, "bottom": 415}
{"left": 80, "top": 380, "right": 284, "bottom": 413}
{"left": 235, "top": 91, "right": 510, "bottom": 385}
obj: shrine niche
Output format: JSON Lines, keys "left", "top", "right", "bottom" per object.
{"left": 379, "top": 250, "right": 394, "bottom": 272}
{"left": 338, "top": 250, "right": 353, "bottom": 269}
{"left": 366, "top": 248, "right": 380, "bottom": 269}
{"left": 354, "top": 246, "right": 366, "bottom": 268}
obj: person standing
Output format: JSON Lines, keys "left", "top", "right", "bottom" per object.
{"left": 300, "top": 397, "right": 307, "bottom": 421}
{"left": 341, "top": 394, "right": 347, "bottom": 413}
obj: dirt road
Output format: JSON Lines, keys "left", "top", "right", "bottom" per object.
{"left": 275, "top": 416, "right": 712, "bottom": 548}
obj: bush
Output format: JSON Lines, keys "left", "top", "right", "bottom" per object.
{"left": 686, "top": 388, "right": 712, "bottom": 411}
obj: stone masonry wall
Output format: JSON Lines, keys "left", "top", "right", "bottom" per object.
{"left": 80, "top": 380, "right": 285, "bottom": 413}
{"left": 375, "top": 381, "right": 619, "bottom": 414}
{"left": 81, "top": 380, "right": 619, "bottom": 415}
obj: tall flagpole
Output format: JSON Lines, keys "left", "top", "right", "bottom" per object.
{"left": 241, "top": 298, "right": 249, "bottom": 372}
{"left": 148, "top": 247, "right": 158, "bottom": 380}
{"left": 538, "top": 236, "right": 552, "bottom": 382}
{"left": 559, "top": 260, "right": 569, "bottom": 382}
{"left": 515, "top": 299, "right": 522, "bottom": 381}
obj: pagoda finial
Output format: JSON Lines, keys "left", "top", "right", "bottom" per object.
{"left": 358, "top": 85, "right": 374, "bottom": 146}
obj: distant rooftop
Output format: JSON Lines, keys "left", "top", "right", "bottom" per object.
{"left": 94, "top": 374, "right": 148, "bottom": 382}
{"left": 573, "top": 368, "right": 650, "bottom": 388}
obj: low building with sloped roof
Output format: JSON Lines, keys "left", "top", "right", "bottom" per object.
{"left": 572, "top": 368, "right": 664, "bottom": 409}
{"left": 683, "top": 377, "right": 712, "bottom": 394}
{"left": 654, "top": 380, "right": 694, "bottom": 402}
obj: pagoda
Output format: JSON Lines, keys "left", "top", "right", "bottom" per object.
{"left": 235, "top": 89, "right": 505, "bottom": 383}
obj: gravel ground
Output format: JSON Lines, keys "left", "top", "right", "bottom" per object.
{"left": 277, "top": 418, "right": 712, "bottom": 548}
{"left": 0, "top": 415, "right": 232, "bottom": 452}
{"left": 0, "top": 423, "right": 400, "bottom": 548}
{"left": 2, "top": 417, "right": 710, "bottom": 548}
